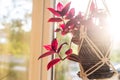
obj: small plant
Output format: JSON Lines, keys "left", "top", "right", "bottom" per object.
{"left": 38, "top": 1, "right": 97, "bottom": 70}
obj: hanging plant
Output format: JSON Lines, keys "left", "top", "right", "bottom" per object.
{"left": 38, "top": 0, "right": 117, "bottom": 79}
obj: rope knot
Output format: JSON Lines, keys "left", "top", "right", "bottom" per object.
{"left": 102, "top": 58, "right": 109, "bottom": 63}
{"left": 80, "top": 25, "right": 87, "bottom": 38}
{"left": 80, "top": 32, "right": 87, "bottom": 38}
{"left": 80, "top": 71, "right": 88, "bottom": 80}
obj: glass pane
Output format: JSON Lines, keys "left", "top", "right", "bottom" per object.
{"left": 54, "top": 0, "right": 84, "bottom": 80}
{"left": 54, "top": 0, "right": 120, "bottom": 80}
{"left": 106, "top": 0, "right": 120, "bottom": 73}
{"left": 0, "top": 0, "right": 32, "bottom": 80}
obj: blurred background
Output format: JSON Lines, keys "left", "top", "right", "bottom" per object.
{"left": 0, "top": 0, "right": 32, "bottom": 80}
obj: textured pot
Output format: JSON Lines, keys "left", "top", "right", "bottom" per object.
{"left": 72, "top": 21, "right": 114, "bottom": 79}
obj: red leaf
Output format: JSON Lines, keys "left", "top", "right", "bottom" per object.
{"left": 44, "top": 45, "right": 51, "bottom": 50}
{"left": 90, "top": 1, "right": 96, "bottom": 12}
{"left": 65, "top": 8, "right": 75, "bottom": 19}
{"left": 66, "top": 19, "right": 75, "bottom": 28}
{"left": 60, "top": 24, "right": 65, "bottom": 30}
{"left": 61, "top": 31, "right": 67, "bottom": 35}
{"left": 75, "top": 12, "right": 83, "bottom": 20}
{"left": 48, "top": 8, "right": 60, "bottom": 16}
{"left": 67, "top": 54, "right": 79, "bottom": 62}
{"left": 48, "top": 18, "right": 63, "bottom": 22}
{"left": 65, "top": 48, "right": 72, "bottom": 55}
{"left": 47, "top": 58, "right": 61, "bottom": 70}
{"left": 57, "top": 2, "right": 63, "bottom": 11}
{"left": 61, "top": 29, "right": 69, "bottom": 35}
{"left": 57, "top": 42, "right": 68, "bottom": 53}
{"left": 61, "top": 2, "right": 71, "bottom": 16}
{"left": 51, "top": 39, "right": 58, "bottom": 52}
{"left": 38, "top": 51, "right": 55, "bottom": 59}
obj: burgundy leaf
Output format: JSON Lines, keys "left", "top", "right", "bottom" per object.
{"left": 60, "top": 24, "right": 65, "bottom": 30}
{"left": 51, "top": 39, "right": 58, "bottom": 52}
{"left": 48, "top": 18, "right": 63, "bottom": 22}
{"left": 38, "top": 51, "right": 55, "bottom": 60}
{"left": 54, "top": 28, "right": 61, "bottom": 32}
{"left": 65, "top": 8, "right": 75, "bottom": 19}
{"left": 48, "top": 8, "right": 60, "bottom": 16}
{"left": 44, "top": 45, "right": 51, "bottom": 50}
{"left": 75, "top": 12, "right": 83, "bottom": 20}
{"left": 61, "top": 28, "right": 69, "bottom": 35}
{"left": 65, "top": 48, "right": 72, "bottom": 55}
{"left": 67, "top": 54, "right": 79, "bottom": 62}
{"left": 47, "top": 58, "right": 61, "bottom": 70}
{"left": 61, "top": 2, "right": 71, "bottom": 16}
{"left": 90, "top": 1, "right": 96, "bottom": 12}
{"left": 57, "top": 2, "right": 63, "bottom": 11}
{"left": 66, "top": 19, "right": 75, "bottom": 28}
{"left": 61, "top": 31, "right": 67, "bottom": 35}
{"left": 57, "top": 42, "right": 68, "bottom": 53}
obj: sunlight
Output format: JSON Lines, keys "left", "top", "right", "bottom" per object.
{"left": 108, "top": 17, "right": 120, "bottom": 46}
{"left": 71, "top": 0, "right": 120, "bottom": 48}
{"left": 70, "top": 0, "right": 89, "bottom": 15}
{"left": 107, "top": 0, "right": 120, "bottom": 48}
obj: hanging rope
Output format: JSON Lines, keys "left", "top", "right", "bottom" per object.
{"left": 78, "top": 25, "right": 117, "bottom": 80}
{"left": 77, "top": 0, "right": 118, "bottom": 79}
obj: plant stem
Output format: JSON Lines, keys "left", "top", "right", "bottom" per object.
{"left": 62, "top": 17, "right": 66, "bottom": 25}
{"left": 57, "top": 53, "right": 68, "bottom": 61}
{"left": 57, "top": 53, "right": 63, "bottom": 60}
{"left": 62, "top": 56, "right": 68, "bottom": 61}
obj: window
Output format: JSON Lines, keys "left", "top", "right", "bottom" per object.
{"left": 0, "top": 0, "right": 32, "bottom": 80}
{"left": 29, "top": 0, "right": 54, "bottom": 80}
{"left": 53, "top": 0, "right": 89, "bottom": 80}
{"left": 54, "top": 0, "right": 120, "bottom": 80}
{"left": 29, "top": 0, "right": 120, "bottom": 80}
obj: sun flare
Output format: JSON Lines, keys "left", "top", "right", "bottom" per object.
{"left": 71, "top": 0, "right": 120, "bottom": 48}
{"left": 107, "top": 0, "right": 120, "bottom": 47}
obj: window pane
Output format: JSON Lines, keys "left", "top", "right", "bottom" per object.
{"left": 54, "top": 0, "right": 120, "bottom": 80}
{"left": 54, "top": 0, "right": 80, "bottom": 80}
{"left": 0, "top": 0, "right": 32, "bottom": 80}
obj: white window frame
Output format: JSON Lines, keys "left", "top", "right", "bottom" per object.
{"left": 29, "top": 0, "right": 54, "bottom": 80}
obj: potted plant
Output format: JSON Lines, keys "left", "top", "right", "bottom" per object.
{"left": 38, "top": 0, "right": 116, "bottom": 80}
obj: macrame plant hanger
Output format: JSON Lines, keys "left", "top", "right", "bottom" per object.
{"left": 78, "top": 0, "right": 118, "bottom": 80}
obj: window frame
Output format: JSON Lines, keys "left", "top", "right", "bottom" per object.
{"left": 29, "top": 0, "right": 54, "bottom": 80}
